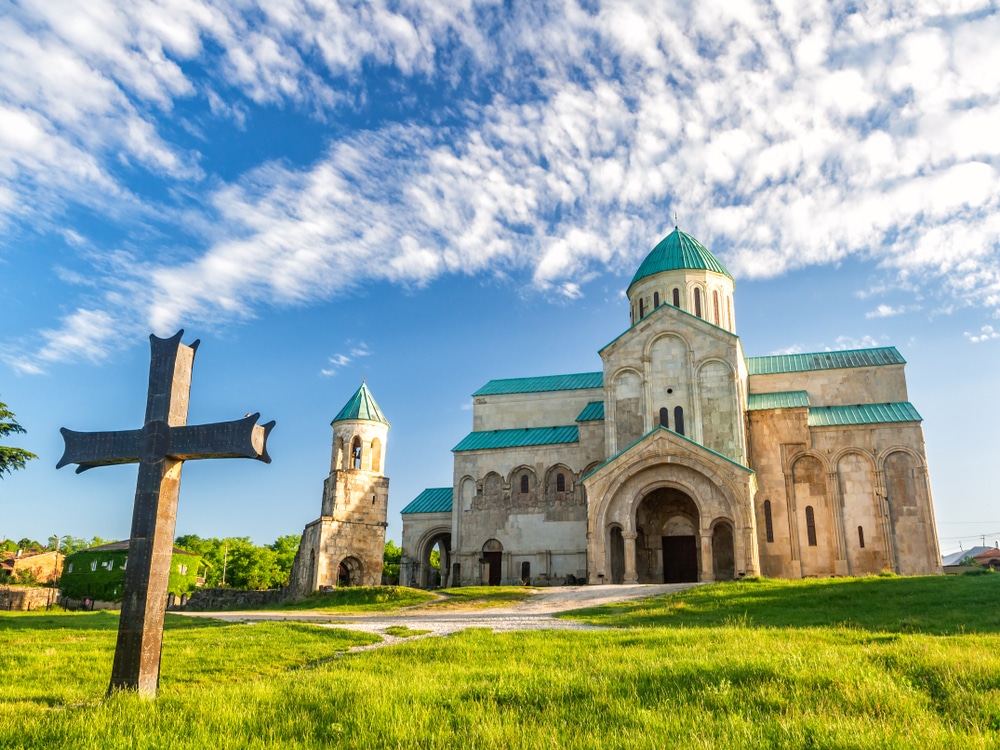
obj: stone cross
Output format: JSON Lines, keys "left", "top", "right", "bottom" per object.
{"left": 57, "top": 330, "right": 274, "bottom": 698}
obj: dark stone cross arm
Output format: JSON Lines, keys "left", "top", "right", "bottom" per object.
{"left": 57, "top": 414, "right": 275, "bottom": 472}
{"left": 56, "top": 330, "right": 275, "bottom": 698}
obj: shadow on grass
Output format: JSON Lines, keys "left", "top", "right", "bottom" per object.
{"left": 0, "top": 610, "right": 235, "bottom": 633}
{"left": 562, "top": 574, "right": 1000, "bottom": 635}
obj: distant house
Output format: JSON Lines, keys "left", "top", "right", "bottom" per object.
{"left": 941, "top": 546, "right": 994, "bottom": 574}
{"left": 61, "top": 541, "right": 205, "bottom": 602}
{"left": 0, "top": 548, "right": 65, "bottom": 585}
{"left": 972, "top": 547, "right": 1000, "bottom": 571}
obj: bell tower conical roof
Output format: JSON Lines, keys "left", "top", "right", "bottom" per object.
{"left": 627, "top": 228, "right": 733, "bottom": 294}
{"left": 331, "top": 381, "right": 390, "bottom": 427}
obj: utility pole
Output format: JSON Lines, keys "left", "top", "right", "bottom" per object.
{"left": 221, "top": 543, "right": 228, "bottom": 587}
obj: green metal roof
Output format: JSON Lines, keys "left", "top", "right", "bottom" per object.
{"left": 583, "top": 425, "right": 752, "bottom": 482}
{"left": 472, "top": 372, "right": 603, "bottom": 396}
{"left": 808, "top": 402, "right": 922, "bottom": 427}
{"left": 400, "top": 487, "right": 453, "bottom": 514}
{"left": 453, "top": 425, "right": 579, "bottom": 452}
{"left": 331, "top": 381, "right": 390, "bottom": 426}
{"left": 746, "top": 347, "right": 905, "bottom": 375}
{"left": 576, "top": 401, "right": 605, "bottom": 422}
{"left": 747, "top": 391, "right": 811, "bottom": 411}
{"left": 628, "top": 228, "right": 733, "bottom": 293}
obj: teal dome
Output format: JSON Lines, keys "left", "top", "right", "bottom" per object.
{"left": 628, "top": 228, "right": 733, "bottom": 293}
{"left": 332, "top": 382, "right": 389, "bottom": 426}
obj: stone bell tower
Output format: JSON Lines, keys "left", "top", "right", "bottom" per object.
{"left": 289, "top": 381, "right": 390, "bottom": 594}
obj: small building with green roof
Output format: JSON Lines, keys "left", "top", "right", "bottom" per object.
{"left": 288, "top": 381, "right": 391, "bottom": 595}
{"left": 400, "top": 225, "right": 941, "bottom": 587}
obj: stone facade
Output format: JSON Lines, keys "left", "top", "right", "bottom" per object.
{"left": 289, "top": 383, "right": 390, "bottom": 594}
{"left": 402, "top": 228, "right": 942, "bottom": 585}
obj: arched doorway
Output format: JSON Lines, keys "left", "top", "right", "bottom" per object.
{"left": 418, "top": 531, "right": 451, "bottom": 588}
{"left": 608, "top": 526, "right": 625, "bottom": 584}
{"left": 482, "top": 539, "right": 503, "bottom": 586}
{"left": 712, "top": 520, "right": 735, "bottom": 581}
{"left": 635, "top": 487, "right": 700, "bottom": 583}
{"left": 337, "top": 556, "right": 363, "bottom": 587}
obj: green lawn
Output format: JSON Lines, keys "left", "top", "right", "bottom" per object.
{"left": 1, "top": 575, "right": 998, "bottom": 749}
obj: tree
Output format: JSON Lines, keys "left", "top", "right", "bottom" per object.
{"left": 383, "top": 540, "right": 402, "bottom": 585}
{"left": 0, "top": 399, "right": 38, "bottom": 478}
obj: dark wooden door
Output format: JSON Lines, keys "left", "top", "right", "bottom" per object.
{"left": 662, "top": 536, "right": 698, "bottom": 583}
{"left": 484, "top": 551, "right": 502, "bottom": 585}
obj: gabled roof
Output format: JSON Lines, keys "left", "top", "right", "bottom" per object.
{"left": 747, "top": 391, "right": 811, "bottom": 410}
{"left": 453, "top": 425, "right": 579, "bottom": 452}
{"left": 401, "top": 487, "right": 453, "bottom": 514}
{"left": 472, "top": 372, "right": 603, "bottom": 396}
{"left": 942, "top": 546, "right": 993, "bottom": 566}
{"left": 807, "top": 402, "right": 922, "bottom": 427}
{"left": 746, "top": 347, "right": 905, "bottom": 375}
{"left": 628, "top": 228, "right": 733, "bottom": 293}
{"left": 332, "top": 381, "right": 390, "bottom": 426}
{"left": 583, "top": 425, "right": 752, "bottom": 482}
{"left": 599, "top": 297, "right": 738, "bottom": 355}
{"left": 576, "top": 401, "right": 605, "bottom": 422}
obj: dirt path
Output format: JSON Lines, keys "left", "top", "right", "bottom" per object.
{"left": 178, "top": 583, "right": 700, "bottom": 652}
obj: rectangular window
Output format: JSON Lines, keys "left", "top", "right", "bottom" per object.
{"left": 179, "top": 564, "right": 188, "bottom": 575}
{"left": 68, "top": 563, "right": 74, "bottom": 573}
{"left": 90, "top": 561, "right": 97, "bottom": 572}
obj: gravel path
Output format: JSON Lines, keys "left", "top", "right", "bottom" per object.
{"left": 179, "top": 583, "right": 701, "bottom": 652}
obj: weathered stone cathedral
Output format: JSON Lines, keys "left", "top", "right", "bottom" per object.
{"left": 400, "top": 228, "right": 942, "bottom": 587}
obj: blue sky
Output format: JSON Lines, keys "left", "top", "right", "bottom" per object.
{"left": 2, "top": 0, "right": 1000, "bottom": 556}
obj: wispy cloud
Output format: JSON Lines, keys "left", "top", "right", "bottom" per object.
{"left": 964, "top": 325, "right": 999, "bottom": 344}
{"left": 5, "top": 2, "right": 1000, "bottom": 368}
{"left": 865, "top": 304, "right": 920, "bottom": 319}
{"left": 320, "top": 341, "right": 371, "bottom": 377}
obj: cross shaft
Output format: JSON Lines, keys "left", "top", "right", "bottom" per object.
{"left": 58, "top": 330, "right": 274, "bottom": 697}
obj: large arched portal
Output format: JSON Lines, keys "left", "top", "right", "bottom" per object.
{"left": 635, "top": 488, "right": 700, "bottom": 583}
{"left": 416, "top": 531, "right": 451, "bottom": 588}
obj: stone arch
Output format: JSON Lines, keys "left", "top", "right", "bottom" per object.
{"left": 414, "top": 527, "right": 452, "bottom": 589}
{"left": 695, "top": 357, "right": 739, "bottom": 460}
{"left": 508, "top": 465, "right": 537, "bottom": 505}
{"left": 710, "top": 517, "right": 736, "bottom": 581}
{"left": 791, "top": 454, "right": 836, "bottom": 576}
{"left": 481, "top": 472, "right": 504, "bottom": 507}
{"left": 636, "top": 486, "right": 700, "bottom": 583}
{"left": 370, "top": 437, "right": 382, "bottom": 473}
{"left": 350, "top": 436, "right": 362, "bottom": 470}
{"left": 612, "top": 368, "right": 644, "bottom": 451}
{"left": 587, "top": 450, "right": 755, "bottom": 585}
{"left": 337, "top": 556, "right": 363, "bottom": 587}
{"left": 882, "top": 449, "right": 937, "bottom": 575}
{"left": 836, "top": 449, "right": 884, "bottom": 575}
{"left": 594, "top": 454, "right": 752, "bottom": 542}
{"left": 607, "top": 523, "right": 625, "bottom": 584}
{"left": 544, "top": 463, "right": 575, "bottom": 501}
{"left": 481, "top": 539, "right": 503, "bottom": 586}
{"left": 647, "top": 333, "right": 690, "bottom": 439}
{"left": 459, "top": 475, "right": 476, "bottom": 511}
{"left": 333, "top": 436, "right": 344, "bottom": 472}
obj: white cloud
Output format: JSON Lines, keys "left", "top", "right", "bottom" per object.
{"left": 320, "top": 341, "right": 372, "bottom": 377}
{"left": 964, "top": 325, "right": 999, "bottom": 343}
{"left": 866, "top": 304, "right": 920, "bottom": 319}
{"left": 6, "top": 1, "right": 1000, "bottom": 367}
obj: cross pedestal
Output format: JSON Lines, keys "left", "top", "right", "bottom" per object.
{"left": 57, "top": 331, "right": 274, "bottom": 698}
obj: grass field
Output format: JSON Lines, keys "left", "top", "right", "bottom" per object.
{"left": 1, "top": 575, "right": 999, "bottom": 749}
